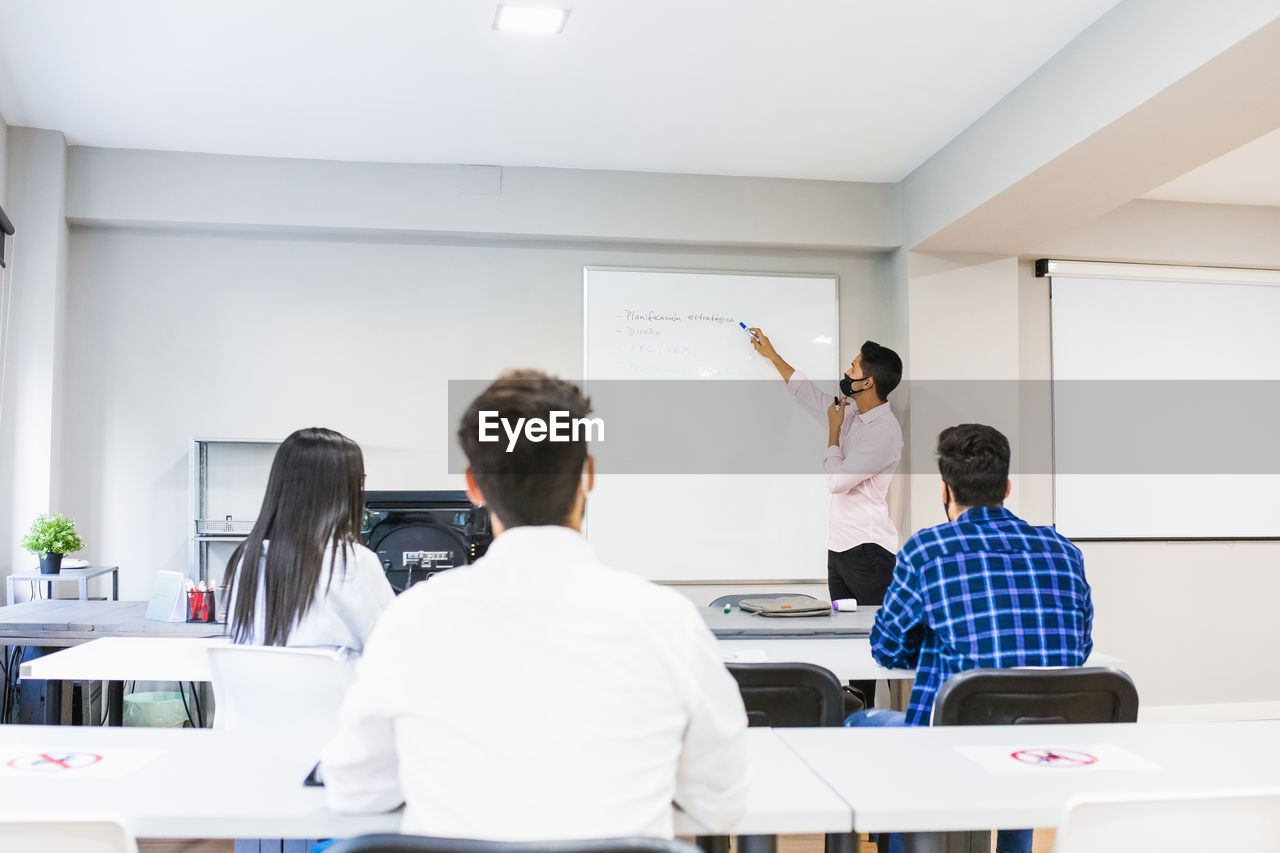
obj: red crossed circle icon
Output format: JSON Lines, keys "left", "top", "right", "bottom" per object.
{"left": 1010, "top": 748, "right": 1098, "bottom": 767}
{"left": 7, "top": 752, "right": 104, "bottom": 771}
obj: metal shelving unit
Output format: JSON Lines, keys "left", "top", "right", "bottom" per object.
{"left": 188, "top": 437, "right": 282, "bottom": 582}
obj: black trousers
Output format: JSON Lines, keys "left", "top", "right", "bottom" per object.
{"left": 828, "top": 543, "right": 896, "bottom": 707}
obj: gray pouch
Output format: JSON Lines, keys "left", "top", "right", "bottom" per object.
{"left": 737, "top": 595, "right": 832, "bottom": 617}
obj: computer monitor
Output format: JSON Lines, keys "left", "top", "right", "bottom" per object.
{"left": 362, "top": 490, "right": 492, "bottom": 593}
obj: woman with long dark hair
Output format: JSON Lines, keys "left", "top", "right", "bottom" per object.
{"left": 224, "top": 427, "right": 393, "bottom": 651}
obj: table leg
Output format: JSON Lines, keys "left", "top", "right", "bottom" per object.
{"left": 59, "top": 680, "right": 73, "bottom": 725}
{"left": 902, "top": 831, "right": 991, "bottom": 853}
{"left": 825, "top": 832, "right": 856, "bottom": 853}
{"left": 5, "top": 577, "right": 11, "bottom": 605}
{"left": 112, "top": 570, "right": 119, "bottom": 601}
{"left": 79, "top": 579, "right": 87, "bottom": 601}
{"left": 107, "top": 681, "right": 124, "bottom": 726}
{"left": 737, "top": 835, "right": 778, "bottom": 853}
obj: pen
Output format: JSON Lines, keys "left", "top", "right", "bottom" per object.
{"left": 739, "top": 322, "right": 760, "bottom": 342}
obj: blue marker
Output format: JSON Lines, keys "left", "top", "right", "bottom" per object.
{"left": 739, "top": 322, "right": 760, "bottom": 342}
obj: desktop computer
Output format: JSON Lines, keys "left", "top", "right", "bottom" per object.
{"left": 362, "top": 491, "right": 492, "bottom": 593}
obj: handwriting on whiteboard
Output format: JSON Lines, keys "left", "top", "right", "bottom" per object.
{"left": 618, "top": 310, "right": 737, "bottom": 326}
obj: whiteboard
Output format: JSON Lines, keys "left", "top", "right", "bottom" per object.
{"left": 583, "top": 267, "right": 840, "bottom": 582}
{"left": 1050, "top": 273, "right": 1280, "bottom": 538}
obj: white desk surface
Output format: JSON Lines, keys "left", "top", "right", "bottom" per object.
{"left": 20, "top": 636, "right": 229, "bottom": 682}
{"left": 702, "top": 607, "right": 879, "bottom": 638}
{"left": 719, "top": 637, "right": 914, "bottom": 681}
{"left": 7, "top": 565, "right": 120, "bottom": 582}
{"left": 717, "top": 637, "right": 1123, "bottom": 683}
{"left": 0, "top": 724, "right": 393, "bottom": 839}
{"left": 778, "top": 720, "right": 1280, "bottom": 833}
{"left": 0, "top": 600, "right": 226, "bottom": 646}
{"left": 0, "top": 725, "right": 849, "bottom": 839}
{"left": 679, "top": 725, "right": 851, "bottom": 836}
{"left": 24, "top": 634, "right": 1123, "bottom": 690}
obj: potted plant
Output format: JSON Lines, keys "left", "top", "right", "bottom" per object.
{"left": 20, "top": 512, "right": 85, "bottom": 575}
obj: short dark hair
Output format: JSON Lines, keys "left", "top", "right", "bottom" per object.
{"left": 937, "top": 424, "right": 1010, "bottom": 507}
{"left": 457, "top": 370, "right": 593, "bottom": 528}
{"left": 860, "top": 340, "right": 902, "bottom": 399}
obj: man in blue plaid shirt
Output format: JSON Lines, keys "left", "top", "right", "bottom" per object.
{"left": 847, "top": 423, "right": 1093, "bottom": 853}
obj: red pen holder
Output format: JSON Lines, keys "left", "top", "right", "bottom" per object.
{"left": 187, "top": 589, "right": 216, "bottom": 623}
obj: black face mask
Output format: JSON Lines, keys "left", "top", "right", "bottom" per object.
{"left": 840, "top": 375, "right": 866, "bottom": 397}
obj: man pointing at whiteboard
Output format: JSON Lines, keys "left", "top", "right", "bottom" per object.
{"left": 751, "top": 330, "right": 904, "bottom": 697}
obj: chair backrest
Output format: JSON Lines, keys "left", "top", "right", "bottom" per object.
{"left": 1052, "top": 788, "right": 1280, "bottom": 853}
{"left": 327, "top": 835, "right": 703, "bottom": 853}
{"left": 207, "top": 644, "right": 353, "bottom": 738}
{"left": 0, "top": 814, "right": 139, "bottom": 853}
{"left": 708, "top": 593, "right": 818, "bottom": 609}
{"left": 725, "top": 661, "right": 844, "bottom": 727}
{"left": 933, "top": 667, "right": 1138, "bottom": 726}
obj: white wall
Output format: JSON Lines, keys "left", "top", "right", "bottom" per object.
{"left": 0, "top": 112, "right": 8, "bottom": 569}
{"left": 902, "top": 254, "right": 1021, "bottom": 529}
{"left": 0, "top": 111, "right": 8, "bottom": 204}
{"left": 63, "top": 227, "right": 894, "bottom": 599}
{"left": 67, "top": 147, "right": 901, "bottom": 251}
{"left": 30, "top": 140, "right": 1280, "bottom": 715}
{"left": 1, "top": 127, "right": 68, "bottom": 577}
{"left": 1026, "top": 203, "right": 1280, "bottom": 714}
{"left": 895, "top": 223, "right": 1280, "bottom": 713}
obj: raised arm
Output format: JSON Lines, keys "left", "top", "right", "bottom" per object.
{"left": 747, "top": 328, "right": 795, "bottom": 382}
{"left": 749, "top": 327, "right": 831, "bottom": 417}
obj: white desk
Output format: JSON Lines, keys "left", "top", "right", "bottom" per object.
{"left": 0, "top": 600, "right": 226, "bottom": 647}
{"left": 6, "top": 565, "right": 120, "bottom": 605}
{"left": 25, "top": 635, "right": 1123, "bottom": 691}
{"left": 719, "top": 638, "right": 914, "bottom": 681}
{"left": 19, "top": 636, "right": 228, "bottom": 682}
{"left": 717, "top": 637, "right": 1123, "bottom": 684}
{"left": 0, "top": 725, "right": 850, "bottom": 841}
{"left": 702, "top": 607, "right": 879, "bottom": 638}
{"left": 777, "top": 721, "right": 1280, "bottom": 833}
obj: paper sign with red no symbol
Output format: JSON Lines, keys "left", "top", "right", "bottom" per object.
{"left": 0, "top": 748, "right": 161, "bottom": 779}
{"left": 954, "top": 743, "right": 1162, "bottom": 774}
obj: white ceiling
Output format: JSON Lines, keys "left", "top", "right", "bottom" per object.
{"left": 1143, "top": 127, "right": 1280, "bottom": 207}
{"left": 0, "top": 0, "right": 1122, "bottom": 182}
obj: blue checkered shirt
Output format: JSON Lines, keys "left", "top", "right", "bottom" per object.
{"left": 870, "top": 505, "right": 1093, "bottom": 726}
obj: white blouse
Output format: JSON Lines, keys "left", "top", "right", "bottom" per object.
{"left": 228, "top": 539, "right": 395, "bottom": 654}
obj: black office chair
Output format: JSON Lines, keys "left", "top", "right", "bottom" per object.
{"left": 327, "top": 836, "right": 701, "bottom": 853}
{"left": 721, "top": 662, "right": 852, "bottom": 853}
{"left": 932, "top": 666, "right": 1139, "bottom": 726}
{"left": 906, "top": 667, "right": 1140, "bottom": 853}
{"left": 708, "top": 593, "right": 820, "bottom": 610}
{"left": 725, "top": 661, "right": 845, "bottom": 728}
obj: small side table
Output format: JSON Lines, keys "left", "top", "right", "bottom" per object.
{"left": 6, "top": 566, "right": 120, "bottom": 605}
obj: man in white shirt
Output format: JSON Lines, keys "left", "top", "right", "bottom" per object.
{"left": 321, "top": 369, "right": 750, "bottom": 841}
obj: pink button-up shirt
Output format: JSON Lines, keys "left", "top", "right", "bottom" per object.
{"left": 787, "top": 370, "right": 902, "bottom": 554}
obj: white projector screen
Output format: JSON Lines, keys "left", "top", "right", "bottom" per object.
{"left": 1049, "top": 268, "right": 1280, "bottom": 539}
